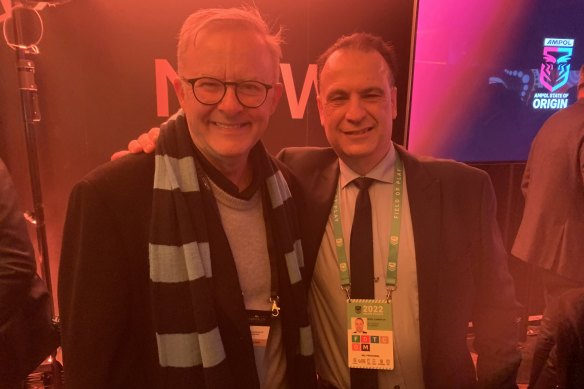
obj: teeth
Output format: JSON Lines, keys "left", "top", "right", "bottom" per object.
{"left": 346, "top": 128, "right": 371, "bottom": 135}
{"left": 213, "top": 122, "right": 242, "bottom": 128}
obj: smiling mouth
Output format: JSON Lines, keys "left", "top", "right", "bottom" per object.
{"left": 343, "top": 127, "right": 373, "bottom": 135}
{"left": 211, "top": 121, "right": 249, "bottom": 129}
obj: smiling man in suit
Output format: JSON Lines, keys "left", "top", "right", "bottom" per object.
{"left": 58, "top": 7, "right": 315, "bottom": 389}
{"left": 277, "top": 33, "right": 521, "bottom": 389}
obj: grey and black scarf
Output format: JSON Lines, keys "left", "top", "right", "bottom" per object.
{"left": 149, "top": 113, "right": 314, "bottom": 388}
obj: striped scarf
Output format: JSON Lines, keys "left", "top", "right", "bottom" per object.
{"left": 149, "top": 113, "right": 314, "bottom": 388}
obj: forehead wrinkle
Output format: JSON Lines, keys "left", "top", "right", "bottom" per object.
{"left": 189, "top": 27, "right": 274, "bottom": 82}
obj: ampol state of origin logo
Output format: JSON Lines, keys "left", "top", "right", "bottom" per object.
{"left": 540, "top": 38, "right": 574, "bottom": 92}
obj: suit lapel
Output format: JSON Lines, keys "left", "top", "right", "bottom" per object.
{"left": 396, "top": 145, "right": 442, "bottom": 369}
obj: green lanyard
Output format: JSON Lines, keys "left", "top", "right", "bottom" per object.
{"left": 330, "top": 155, "right": 404, "bottom": 302}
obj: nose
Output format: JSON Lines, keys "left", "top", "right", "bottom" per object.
{"left": 345, "top": 96, "right": 366, "bottom": 124}
{"left": 217, "top": 85, "right": 244, "bottom": 115}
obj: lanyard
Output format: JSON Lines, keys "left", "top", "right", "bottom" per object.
{"left": 330, "top": 155, "right": 404, "bottom": 301}
{"left": 195, "top": 159, "right": 281, "bottom": 317}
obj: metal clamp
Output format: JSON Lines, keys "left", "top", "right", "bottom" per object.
{"left": 385, "top": 286, "right": 396, "bottom": 303}
{"left": 269, "top": 296, "right": 280, "bottom": 317}
{"left": 342, "top": 286, "right": 351, "bottom": 302}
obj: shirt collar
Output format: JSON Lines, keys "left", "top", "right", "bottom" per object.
{"left": 339, "top": 143, "right": 396, "bottom": 189}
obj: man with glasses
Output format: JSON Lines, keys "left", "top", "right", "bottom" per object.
{"left": 58, "top": 7, "right": 315, "bottom": 389}
{"left": 185, "top": 77, "right": 275, "bottom": 108}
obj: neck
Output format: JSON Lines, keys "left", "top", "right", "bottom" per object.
{"left": 346, "top": 160, "right": 378, "bottom": 176}
{"left": 192, "top": 141, "right": 254, "bottom": 192}
{"left": 213, "top": 157, "right": 253, "bottom": 191}
{"left": 344, "top": 146, "right": 392, "bottom": 176}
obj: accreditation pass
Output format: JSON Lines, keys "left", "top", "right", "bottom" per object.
{"left": 346, "top": 300, "right": 394, "bottom": 370}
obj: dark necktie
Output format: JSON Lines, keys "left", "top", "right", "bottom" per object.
{"left": 349, "top": 177, "right": 378, "bottom": 389}
{"left": 350, "top": 177, "right": 374, "bottom": 299}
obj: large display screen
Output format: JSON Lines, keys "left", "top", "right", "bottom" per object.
{"left": 407, "top": 0, "right": 584, "bottom": 162}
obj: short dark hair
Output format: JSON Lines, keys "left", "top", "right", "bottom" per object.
{"left": 316, "top": 32, "right": 398, "bottom": 90}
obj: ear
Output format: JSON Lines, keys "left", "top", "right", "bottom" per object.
{"left": 268, "top": 82, "right": 283, "bottom": 114}
{"left": 173, "top": 77, "right": 186, "bottom": 108}
{"left": 391, "top": 86, "right": 398, "bottom": 119}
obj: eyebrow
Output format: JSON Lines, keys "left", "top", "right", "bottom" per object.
{"left": 325, "top": 88, "right": 348, "bottom": 98}
{"left": 326, "top": 86, "right": 385, "bottom": 97}
{"left": 360, "top": 87, "right": 385, "bottom": 95}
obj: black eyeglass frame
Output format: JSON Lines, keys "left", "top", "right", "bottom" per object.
{"left": 182, "top": 76, "right": 274, "bottom": 108}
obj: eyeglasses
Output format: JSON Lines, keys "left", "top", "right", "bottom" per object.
{"left": 182, "top": 77, "right": 273, "bottom": 108}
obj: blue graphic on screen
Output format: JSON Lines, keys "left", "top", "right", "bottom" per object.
{"left": 410, "top": 0, "right": 584, "bottom": 162}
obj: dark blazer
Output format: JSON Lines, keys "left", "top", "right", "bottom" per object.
{"left": 58, "top": 152, "right": 314, "bottom": 389}
{"left": 512, "top": 100, "right": 584, "bottom": 283}
{"left": 277, "top": 145, "right": 521, "bottom": 389}
{"left": 0, "top": 158, "right": 35, "bottom": 325}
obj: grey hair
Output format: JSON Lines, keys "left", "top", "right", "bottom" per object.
{"left": 177, "top": 5, "right": 283, "bottom": 80}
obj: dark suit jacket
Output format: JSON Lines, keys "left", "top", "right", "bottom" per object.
{"left": 277, "top": 145, "right": 521, "bottom": 389}
{"left": 0, "top": 158, "right": 35, "bottom": 326}
{"left": 58, "top": 153, "right": 314, "bottom": 389}
{"left": 512, "top": 100, "right": 584, "bottom": 283}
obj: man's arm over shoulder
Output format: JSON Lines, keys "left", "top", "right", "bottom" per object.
{"left": 0, "top": 160, "right": 35, "bottom": 325}
{"left": 472, "top": 170, "right": 521, "bottom": 388}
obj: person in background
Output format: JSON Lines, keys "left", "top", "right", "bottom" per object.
{"left": 0, "top": 158, "right": 36, "bottom": 386}
{"left": 0, "top": 159, "right": 35, "bottom": 340}
{"left": 0, "top": 157, "right": 60, "bottom": 387}
{"left": 512, "top": 64, "right": 584, "bottom": 388}
{"left": 58, "top": 7, "right": 315, "bottom": 389}
{"left": 531, "top": 288, "right": 584, "bottom": 389}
